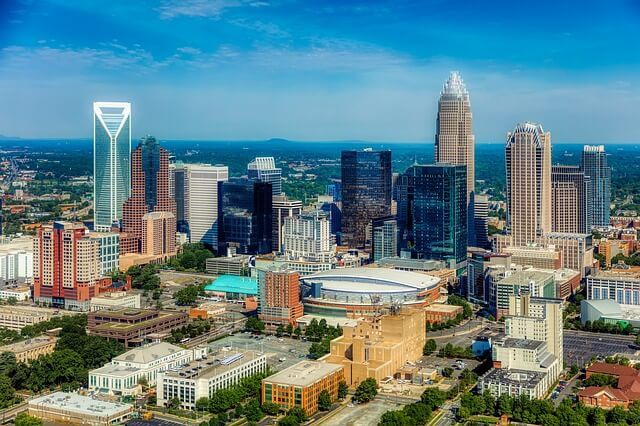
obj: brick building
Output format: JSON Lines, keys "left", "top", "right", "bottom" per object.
{"left": 578, "top": 363, "right": 640, "bottom": 409}
{"left": 257, "top": 266, "right": 304, "bottom": 327}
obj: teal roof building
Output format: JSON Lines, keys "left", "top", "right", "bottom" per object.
{"left": 205, "top": 275, "right": 258, "bottom": 296}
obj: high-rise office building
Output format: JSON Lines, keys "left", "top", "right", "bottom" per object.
{"left": 272, "top": 195, "right": 303, "bottom": 252}
{"left": 122, "top": 136, "right": 176, "bottom": 252}
{"left": 435, "top": 72, "right": 475, "bottom": 245}
{"left": 248, "top": 157, "right": 282, "bottom": 196}
{"left": 326, "top": 183, "right": 342, "bottom": 202}
{"left": 257, "top": 266, "right": 303, "bottom": 327}
{"left": 474, "top": 194, "right": 490, "bottom": 249}
{"left": 33, "top": 222, "right": 103, "bottom": 310}
{"left": 219, "top": 179, "right": 272, "bottom": 255}
{"left": 169, "top": 162, "right": 189, "bottom": 234}
{"left": 341, "top": 149, "right": 392, "bottom": 248}
{"left": 551, "top": 165, "right": 590, "bottom": 233}
{"left": 505, "top": 122, "right": 552, "bottom": 247}
{"left": 142, "top": 212, "right": 176, "bottom": 256}
{"left": 283, "top": 210, "right": 334, "bottom": 263}
{"left": 397, "top": 164, "right": 467, "bottom": 273}
{"left": 180, "top": 164, "right": 229, "bottom": 249}
{"left": 581, "top": 145, "right": 611, "bottom": 227}
{"left": 373, "top": 218, "right": 398, "bottom": 261}
{"left": 93, "top": 102, "right": 131, "bottom": 231}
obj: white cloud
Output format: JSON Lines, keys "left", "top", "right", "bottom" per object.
{"left": 156, "top": 0, "right": 263, "bottom": 19}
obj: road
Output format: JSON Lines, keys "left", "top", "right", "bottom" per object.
{"left": 159, "top": 270, "right": 219, "bottom": 280}
{"left": 184, "top": 319, "right": 245, "bottom": 348}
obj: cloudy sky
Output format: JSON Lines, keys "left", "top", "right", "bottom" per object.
{"left": 1, "top": 0, "right": 639, "bottom": 142}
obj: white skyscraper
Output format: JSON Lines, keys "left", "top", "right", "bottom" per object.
{"left": 248, "top": 157, "right": 282, "bottom": 196}
{"left": 93, "top": 102, "right": 131, "bottom": 231}
{"left": 183, "top": 164, "right": 229, "bottom": 249}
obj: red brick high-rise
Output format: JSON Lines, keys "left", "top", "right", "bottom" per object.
{"left": 258, "top": 267, "right": 303, "bottom": 327}
{"left": 122, "top": 136, "right": 176, "bottom": 254}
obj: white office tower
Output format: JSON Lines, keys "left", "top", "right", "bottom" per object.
{"left": 248, "top": 157, "right": 282, "bottom": 196}
{"left": 272, "top": 195, "right": 303, "bottom": 252}
{"left": 183, "top": 164, "right": 229, "bottom": 249}
{"left": 283, "top": 210, "right": 334, "bottom": 263}
{"left": 93, "top": 102, "right": 131, "bottom": 231}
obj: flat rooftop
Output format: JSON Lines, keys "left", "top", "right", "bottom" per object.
{"left": 498, "top": 270, "right": 554, "bottom": 285}
{"left": 29, "top": 392, "right": 133, "bottom": 417}
{"left": 164, "top": 350, "right": 263, "bottom": 381}
{"left": 91, "top": 363, "right": 140, "bottom": 378}
{"left": 498, "top": 338, "right": 545, "bottom": 351}
{"left": 0, "top": 336, "right": 56, "bottom": 352}
{"left": 481, "top": 368, "right": 546, "bottom": 387}
{"left": 589, "top": 271, "right": 640, "bottom": 281}
{"left": 264, "top": 360, "right": 343, "bottom": 387}
{"left": 424, "top": 303, "right": 462, "bottom": 313}
{"left": 113, "top": 342, "right": 186, "bottom": 364}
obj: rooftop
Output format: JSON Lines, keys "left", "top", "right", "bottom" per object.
{"left": 29, "top": 392, "right": 132, "bottom": 416}
{"left": 498, "top": 270, "right": 554, "bottom": 286}
{"left": 301, "top": 267, "right": 440, "bottom": 293}
{"left": 164, "top": 350, "right": 263, "bottom": 381}
{"left": 497, "top": 338, "right": 545, "bottom": 351}
{"left": 424, "top": 303, "right": 463, "bottom": 313}
{"left": 376, "top": 257, "right": 446, "bottom": 271}
{"left": 205, "top": 275, "right": 258, "bottom": 295}
{"left": 589, "top": 270, "right": 640, "bottom": 281}
{"left": 113, "top": 342, "right": 186, "bottom": 365}
{"left": 481, "top": 368, "right": 546, "bottom": 387}
{"left": 0, "top": 335, "right": 56, "bottom": 352}
{"left": 264, "top": 360, "right": 343, "bottom": 387}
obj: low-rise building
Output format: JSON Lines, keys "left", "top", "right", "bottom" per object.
{"left": 88, "top": 309, "right": 189, "bottom": 348}
{"left": 587, "top": 270, "right": 640, "bottom": 305}
{"left": 261, "top": 361, "right": 344, "bottom": 416}
{"left": 28, "top": 392, "right": 133, "bottom": 426}
{"left": 322, "top": 309, "right": 425, "bottom": 387}
{"left": 424, "top": 303, "right": 463, "bottom": 325}
{"left": 0, "top": 285, "right": 31, "bottom": 302}
{"left": 0, "top": 306, "right": 69, "bottom": 330}
{"left": 204, "top": 275, "right": 258, "bottom": 300}
{"left": 206, "top": 255, "right": 251, "bottom": 276}
{"left": 580, "top": 299, "right": 640, "bottom": 329}
{"left": 0, "top": 335, "right": 57, "bottom": 363}
{"left": 158, "top": 350, "right": 267, "bottom": 410}
{"left": 189, "top": 302, "right": 226, "bottom": 320}
{"left": 90, "top": 291, "right": 141, "bottom": 311}
{"left": 478, "top": 369, "right": 548, "bottom": 399}
{"left": 578, "top": 363, "right": 640, "bottom": 409}
{"left": 89, "top": 342, "right": 199, "bottom": 396}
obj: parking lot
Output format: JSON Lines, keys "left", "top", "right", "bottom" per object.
{"left": 321, "top": 398, "right": 405, "bottom": 426}
{"left": 208, "top": 334, "right": 313, "bottom": 370}
{"left": 564, "top": 330, "right": 638, "bottom": 367}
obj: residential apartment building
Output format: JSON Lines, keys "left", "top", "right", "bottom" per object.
{"left": 262, "top": 361, "right": 344, "bottom": 415}
{"left": 257, "top": 266, "right": 303, "bottom": 327}
{"left": 141, "top": 211, "right": 176, "bottom": 256}
{"left": 283, "top": 210, "right": 334, "bottom": 263}
{"left": 372, "top": 218, "right": 398, "bottom": 261}
{"left": 551, "top": 165, "right": 590, "bottom": 233}
{"left": 158, "top": 350, "right": 267, "bottom": 410}
{"left": 582, "top": 145, "right": 611, "bottom": 227}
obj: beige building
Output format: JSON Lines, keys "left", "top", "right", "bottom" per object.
{"left": 505, "top": 122, "right": 552, "bottom": 247}
{"left": 90, "top": 292, "right": 141, "bottom": 312}
{"left": 28, "top": 392, "right": 133, "bottom": 426}
{"left": 435, "top": 71, "right": 474, "bottom": 205}
{"left": 322, "top": 309, "right": 425, "bottom": 387}
{"left": 503, "top": 245, "right": 562, "bottom": 270}
{"left": 0, "top": 335, "right": 57, "bottom": 363}
{"left": 535, "top": 233, "right": 593, "bottom": 278}
{"left": 142, "top": 211, "right": 176, "bottom": 256}
{"left": 551, "top": 165, "right": 590, "bottom": 234}
{"left": 0, "top": 305, "right": 65, "bottom": 330}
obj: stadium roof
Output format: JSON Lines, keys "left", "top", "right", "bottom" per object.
{"left": 301, "top": 267, "right": 440, "bottom": 294}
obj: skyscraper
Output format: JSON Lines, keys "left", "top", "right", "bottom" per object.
{"left": 581, "top": 145, "right": 611, "bottom": 227}
{"left": 373, "top": 218, "right": 398, "bottom": 261}
{"left": 283, "top": 210, "right": 334, "bottom": 263}
{"left": 473, "top": 194, "right": 490, "bottom": 249}
{"left": 122, "top": 136, "right": 176, "bottom": 252}
{"left": 435, "top": 72, "right": 475, "bottom": 245}
{"left": 248, "top": 157, "right": 282, "bottom": 196}
{"left": 169, "top": 162, "right": 189, "bottom": 234}
{"left": 397, "top": 164, "right": 467, "bottom": 273}
{"left": 341, "top": 149, "right": 392, "bottom": 248}
{"left": 505, "top": 122, "right": 552, "bottom": 247}
{"left": 551, "top": 165, "right": 590, "bottom": 233}
{"left": 272, "top": 194, "right": 303, "bottom": 252}
{"left": 93, "top": 102, "right": 131, "bottom": 231}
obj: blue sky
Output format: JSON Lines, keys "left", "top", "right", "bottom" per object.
{"left": 1, "top": 0, "right": 639, "bottom": 142}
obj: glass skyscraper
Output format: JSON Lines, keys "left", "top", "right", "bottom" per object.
{"left": 248, "top": 157, "right": 282, "bottom": 196}
{"left": 397, "top": 164, "right": 467, "bottom": 274}
{"left": 581, "top": 145, "right": 611, "bottom": 227}
{"left": 93, "top": 102, "right": 131, "bottom": 231}
{"left": 340, "top": 149, "right": 392, "bottom": 248}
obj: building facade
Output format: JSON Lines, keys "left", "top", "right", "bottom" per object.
{"left": 505, "top": 122, "right": 552, "bottom": 247}
{"left": 141, "top": 211, "right": 176, "bottom": 256}
{"left": 397, "top": 164, "right": 467, "bottom": 273}
{"left": 283, "top": 210, "right": 334, "bottom": 263}
{"left": 257, "top": 266, "right": 304, "bottom": 327}
{"left": 551, "top": 165, "right": 590, "bottom": 233}
{"left": 1, "top": 336, "right": 57, "bottom": 363}
{"left": 581, "top": 145, "right": 611, "bottom": 227}
{"left": 272, "top": 195, "right": 303, "bottom": 252}
{"left": 435, "top": 71, "right": 476, "bottom": 245}
{"left": 373, "top": 218, "right": 398, "bottom": 262}
{"left": 340, "top": 149, "right": 392, "bottom": 248}
{"left": 93, "top": 102, "right": 131, "bottom": 231}
{"left": 248, "top": 157, "right": 282, "bottom": 196}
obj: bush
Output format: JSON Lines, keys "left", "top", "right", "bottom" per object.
{"left": 354, "top": 378, "right": 377, "bottom": 403}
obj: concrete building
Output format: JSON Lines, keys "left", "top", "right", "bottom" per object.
{"left": 205, "top": 254, "right": 251, "bottom": 276}
{"left": 88, "top": 309, "right": 189, "bottom": 348}
{"left": 0, "top": 336, "right": 57, "bottom": 363}
{"left": 90, "top": 292, "right": 141, "bottom": 311}
{"left": 491, "top": 270, "right": 555, "bottom": 319}
{"left": 93, "top": 102, "right": 131, "bottom": 232}
{"left": 503, "top": 245, "right": 561, "bottom": 270}
{"left": 587, "top": 270, "right": 640, "bottom": 305}
{"left": 0, "top": 236, "right": 33, "bottom": 284}
{"left": 467, "top": 251, "right": 512, "bottom": 304}
{"left": 479, "top": 369, "right": 548, "bottom": 400}
{"left": 89, "top": 342, "right": 198, "bottom": 396}
{"left": 0, "top": 285, "right": 30, "bottom": 302}
{"left": 535, "top": 232, "right": 593, "bottom": 278}
{"left": 248, "top": 156, "right": 282, "bottom": 196}
{"left": 141, "top": 211, "right": 176, "bottom": 256}
{"left": 322, "top": 309, "right": 425, "bottom": 386}
{"left": 580, "top": 299, "right": 640, "bottom": 329}
{"left": 434, "top": 71, "right": 476, "bottom": 246}
{"left": 505, "top": 122, "right": 552, "bottom": 247}
{"left": 28, "top": 392, "right": 133, "bottom": 426}
{"left": 582, "top": 145, "right": 611, "bottom": 227}
{"left": 204, "top": 275, "right": 258, "bottom": 301}
{"left": 0, "top": 306, "right": 71, "bottom": 330}
{"left": 551, "top": 165, "right": 590, "bottom": 233}
{"left": 88, "top": 232, "right": 120, "bottom": 275}
{"left": 262, "top": 361, "right": 344, "bottom": 415}
{"left": 283, "top": 210, "right": 334, "bottom": 263}
{"left": 257, "top": 266, "right": 303, "bottom": 327}
{"left": 372, "top": 218, "right": 398, "bottom": 261}
{"left": 158, "top": 350, "right": 267, "bottom": 410}
{"left": 272, "top": 194, "right": 302, "bottom": 252}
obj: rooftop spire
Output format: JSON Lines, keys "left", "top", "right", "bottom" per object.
{"left": 441, "top": 71, "right": 468, "bottom": 96}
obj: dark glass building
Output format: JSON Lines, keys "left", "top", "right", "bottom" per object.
{"left": 218, "top": 178, "right": 272, "bottom": 254}
{"left": 340, "top": 149, "right": 392, "bottom": 248}
{"left": 172, "top": 164, "right": 189, "bottom": 234}
{"left": 397, "top": 164, "right": 467, "bottom": 274}
{"left": 581, "top": 145, "right": 611, "bottom": 227}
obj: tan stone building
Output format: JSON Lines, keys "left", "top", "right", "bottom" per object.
{"left": 1, "top": 335, "right": 57, "bottom": 363}
{"left": 505, "top": 122, "right": 552, "bottom": 247}
{"left": 322, "top": 309, "right": 425, "bottom": 387}
{"left": 503, "top": 245, "right": 562, "bottom": 270}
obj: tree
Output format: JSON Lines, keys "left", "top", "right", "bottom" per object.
{"left": 277, "top": 416, "right": 300, "bottom": 426}
{"left": 318, "top": 389, "right": 332, "bottom": 411}
{"left": 379, "top": 410, "right": 415, "bottom": 426}
{"left": 6, "top": 296, "right": 17, "bottom": 305}
{"left": 353, "top": 378, "right": 377, "bottom": 403}
{"left": 420, "top": 389, "right": 446, "bottom": 411}
{"left": 168, "top": 397, "right": 181, "bottom": 410}
{"left": 0, "top": 375, "right": 17, "bottom": 409}
{"left": 0, "top": 351, "right": 17, "bottom": 375}
{"left": 423, "top": 339, "right": 437, "bottom": 356}
{"left": 245, "top": 317, "right": 265, "bottom": 333}
{"left": 14, "top": 413, "right": 42, "bottom": 426}
{"left": 288, "top": 406, "right": 307, "bottom": 422}
{"left": 175, "top": 285, "right": 200, "bottom": 306}
{"left": 441, "top": 367, "right": 454, "bottom": 378}
{"left": 276, "top": 325, "right": 285, "bottom": 336}
{"left": 261, "top": 402, "right": 281, "bottom": 415}
{"left": 293, "top": 327, "right": 302, "bottom": 339}
{"left": 244, "top": 399, "right": 264, "bottom": 422}
{"left": 403, "top": 402, "right": 432, "bottom": 424}
{"left": 338, "top": 381, "right": 349, "bottom": 400}
{"left": 195, "top": 397, "right": 210, "bottom": 412}
{"left": 137, "top": 376, "right": 149, "bottom": 388}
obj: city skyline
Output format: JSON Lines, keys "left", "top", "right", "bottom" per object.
{"left": 1, "top": 1, "right": 640, "bottom": 142}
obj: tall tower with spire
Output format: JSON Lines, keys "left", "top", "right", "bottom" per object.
{"left": 435, "top": 72, "right": 476, "bottom": 245}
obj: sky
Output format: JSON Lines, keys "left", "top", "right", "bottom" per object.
{"left": 1, "top": 0, "right": 640, "bottom": 142}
